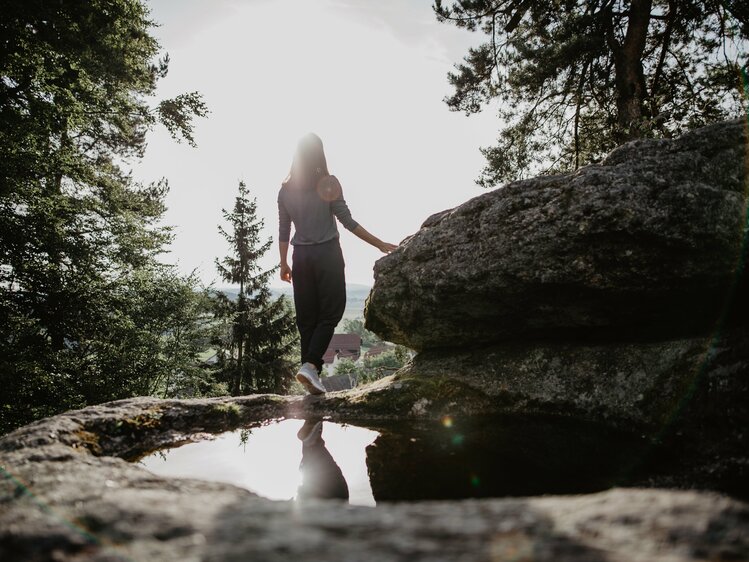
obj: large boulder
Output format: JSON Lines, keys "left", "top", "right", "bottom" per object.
{"left": 360, "top": 119, "right": 749, "bottom": 494}
{"left": 365, "top": 119, "right": 748, "bottom": 350}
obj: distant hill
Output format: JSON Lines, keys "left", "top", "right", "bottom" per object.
{"left": 215, "top": 284, "right": 372, "bottom": 324}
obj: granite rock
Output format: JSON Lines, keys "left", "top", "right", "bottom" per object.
{"left": 366, "top": 119, "right": 748, "bottom": 350}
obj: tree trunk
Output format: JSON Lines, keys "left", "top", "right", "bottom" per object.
{"left": 234, "top": 278, "right": 245, "bottom": 396}
{"left": 611, "top": 0, "right": 652, "bottom": 141}
{"left": 48, "top": 167, "right": 65, "bottom": 351}
{"left": 234, "top": 338, "right": 243, "bottom": 395}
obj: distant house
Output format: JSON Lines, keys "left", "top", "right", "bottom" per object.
{"left": 364, "top": 343, "right": 394, "bottom": 359}
{"left": 322, "top": 334, "right": 362, "bottom": 375}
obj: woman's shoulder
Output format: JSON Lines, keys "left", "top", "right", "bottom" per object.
{"left": 279, "top": 177, "right": 297, "bottom": 195}
{"left": 316, "top": 174, "right": 342, "bottom": 202}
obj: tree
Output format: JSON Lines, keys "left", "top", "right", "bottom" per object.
{"left": 213, "top": 181, "right": 297, "bottom": 396}
{"left": 0, "top": 0, "right": 209, "bottom": 433}
{"left": 434, "top": 0, "right": 749, "bottom": 186}
{"left": 334, "top": 347, "right": 411, "bottom": 386}
{"left": 341, "top": 317, "right": 380, "bottom": 346}
{"left": 334, "top": 357, "right": 365, "bottom": 379}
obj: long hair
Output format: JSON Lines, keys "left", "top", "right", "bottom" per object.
{"left": 282, "top": 133, "right": 329, "bottom": 189}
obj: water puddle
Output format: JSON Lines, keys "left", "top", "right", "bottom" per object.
{"left": 138, "top": 419, "right": 379, "bottom": 506}
{"left": 137, "top": 416, "right": 652, "bottom": 506}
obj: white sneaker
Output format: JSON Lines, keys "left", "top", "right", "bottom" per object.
{"left": 296, "top": 362, "right": 327, "bottom": 395}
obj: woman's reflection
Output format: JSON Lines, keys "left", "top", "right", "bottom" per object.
{"left": 296, "top": 418, "right": 349, "bottom": 501}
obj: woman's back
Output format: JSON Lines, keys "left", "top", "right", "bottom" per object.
{"left": 277, "top": 176, "right": 358, "bottom": 246}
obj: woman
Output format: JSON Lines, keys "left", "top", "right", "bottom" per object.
{"left": 278, "top": 133, "right": 397, "bottom": 395}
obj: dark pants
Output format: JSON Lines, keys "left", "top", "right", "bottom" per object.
{"left": 292, "top": 238, "right": 346, "bottom": 372}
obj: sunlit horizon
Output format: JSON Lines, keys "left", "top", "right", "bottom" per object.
{"left": 132, "top": 0, "right": 501, "bottom": 286}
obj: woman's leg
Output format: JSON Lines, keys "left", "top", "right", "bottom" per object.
{"left": 305, "top": 240, "right": 346, "bottom": 372}
{"left": 298, "top": 439, "right": 350, "bottom": 500}
{"left": 292, "top": 245, "right": 319, "bottom": 366}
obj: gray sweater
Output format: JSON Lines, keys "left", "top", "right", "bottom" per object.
{"left": 278, "top": 175, "right": 359, "bottom": 245}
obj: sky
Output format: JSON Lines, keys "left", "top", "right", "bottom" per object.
{"left": 133, "top": 0, "right": 500, "bottom": 286}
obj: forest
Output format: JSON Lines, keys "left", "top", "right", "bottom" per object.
{"left": 0, "top": 1, "right": 304, "bottom": 433}
{"left": 1, "top": 0, "right": 747, "bottom": 434}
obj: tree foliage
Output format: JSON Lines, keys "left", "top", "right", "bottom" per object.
{"left": 341, "top": 317, "right": 380, "bottom": 346}
{"left": 212, "top": 181, "right": 297, "bottom": 396}
{"left": 434, "top": 0, "right": 749, "bottom": 186}
{"left": 0, "top": 0, "right": 209, "bottom": 433}
{"left": 334, "top": 347, "right": 411, "bottom": 385}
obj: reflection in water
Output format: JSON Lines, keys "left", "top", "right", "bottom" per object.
{"left": 138, "top": 415, "right": 654, "bottom": 504}
{"left": 367, "top": 416, "right": 650, "bottom": 501}
{"left": 296, "top": 419, "right": 349, "bottom": 501}
{"left": 138, "top": 419, "right": 379, "bottom": 506}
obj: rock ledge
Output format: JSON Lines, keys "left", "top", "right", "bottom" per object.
{"left": 1, "top": 395, "right": 748, "bottom": 561}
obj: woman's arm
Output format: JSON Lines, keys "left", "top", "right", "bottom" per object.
{"left": 279, "top": 241, "right": 292, "bottom": 283}
{"left": 278, "top": 192, "right": 292, "bottom": 283}
{"left": 352, "top": 225, "right": 397, "bottom": 254}
{"left": 325, "top": 176, "right": 397, "bottom": 254}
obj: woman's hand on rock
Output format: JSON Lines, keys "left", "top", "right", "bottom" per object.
{"left": 378, "top": 242, "right": 398, "bottom": 254}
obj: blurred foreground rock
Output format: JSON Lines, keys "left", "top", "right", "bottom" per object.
{"left": 2, "top": 397, "right": 748, "bottom": 562}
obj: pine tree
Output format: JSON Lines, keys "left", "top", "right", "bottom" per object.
{"left": 213, "top": 181, "right": 297, "bottom": 396}
{"left": 434, "top": 0, "right": 749, "bottom": 186}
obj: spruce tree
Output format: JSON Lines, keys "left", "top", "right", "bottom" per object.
{"left": 214, "top": 181, "right": 297, "bottom": 396}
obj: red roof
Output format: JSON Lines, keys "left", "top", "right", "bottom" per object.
{"left": 323, "top": 334, "right": 362, "bottom": 364}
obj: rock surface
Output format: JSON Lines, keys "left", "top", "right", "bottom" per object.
{"left": 359, "top": 119, "right": 749, "bottom": 498}
{"left": 2, "top": 396, "right": 749, "bottom": 562}
{"left": 366, "top": 119, "right": 748, "bottom": 350}
{"left": 389, "top": 330, "right": 749, "bottom": 499}
{"left": 395, "top": 329, "right": 748, "bottom": 429}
